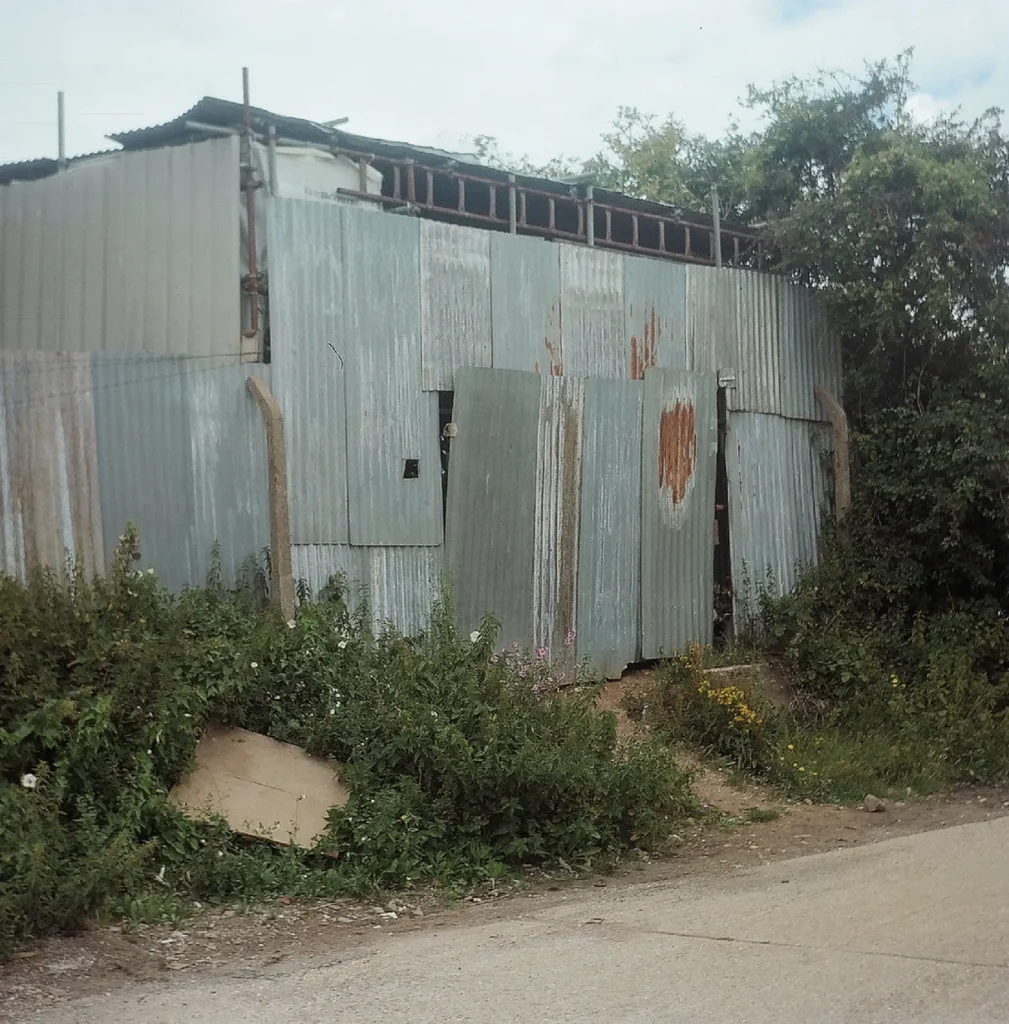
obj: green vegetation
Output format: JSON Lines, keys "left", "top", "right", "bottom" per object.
{"left": 0, "top": 532, "right": 693, "bottom": 957}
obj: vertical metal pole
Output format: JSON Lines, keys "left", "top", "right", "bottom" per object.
{"left": 585, "top": 185, "right": 595, "bottom": 246}
{"left": 508, "top": 174, "right": 517, "bottom": 233}
{"left": 711, "top": 187, "right": 722, "bottom": 269}
{"left": 57, "top": 91, "right": 66, "bottom": 169}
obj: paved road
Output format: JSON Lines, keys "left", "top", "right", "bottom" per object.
{"left": 21, "top": 818, "right": 1009, "bottom": 1023}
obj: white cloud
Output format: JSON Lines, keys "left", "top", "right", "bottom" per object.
{"left": 0, "top": 0, "right": 1005, "bottom": 167}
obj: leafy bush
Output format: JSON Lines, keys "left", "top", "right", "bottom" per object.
{"left": 636, "top": 646, "right": 778, "bottom": 771}
{"left": 0, "top": 533, "right": 692, "bottom": 954}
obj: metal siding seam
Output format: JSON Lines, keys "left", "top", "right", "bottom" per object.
{"left": 559, "top": 245, "right": 625, "bottom": 378}
{"left": 577, "top": 377, "right": 643, "bottom": 677}
{"left": 343, "top": 206, "right": 441, "bottom": 545}
{"left": 533, "top": 374, "right": 584, "bottom": 658}
{"left": 445, "top": 366, "right": 540, "bottom": 650}
{"left": 419, "top": 220, "right": 492, "bottom": 390}
{"left": 640, "top": 367, "right": 717, "bottom": 658}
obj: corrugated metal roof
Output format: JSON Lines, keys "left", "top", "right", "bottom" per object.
{"left": 725, "top": 411, "right": 831, "bottom": 628}
{"left": 419, "top": 220, "right": 492, "bottom": 391}
{"left": 0, "top": 137, "right": 241, "bottom": 358}
{"left": 341, "top": 208, "right": 442, "bottom": 546}
{"left": 577, "top": 377, "right": 644, "bottom": 676}
{"left": 267, "top": 199, "right": 351, "bottom": 544}
{"left": 640, "top": 368, "right": 718, "bottom": 657}
{"left": 0, "top": 148, "right": 123, "bottom": 186}
{"left": 532, "top": 374, "right": 584, "bottom": 659}
{"left": 103, "top": 95, "right": 746, "bottom": 234}
{"left": 558, "top": 246, "right": 625, "bottom": 378}
{"left": 445, "top": 366, "right": 541, "bottom": 649}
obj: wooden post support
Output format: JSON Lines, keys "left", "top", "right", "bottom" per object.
{"left": 815, "top": 386, "right": 851, "bottom": 521}
{"left": 247, "top": 376, "right": 296, "bottom": 620}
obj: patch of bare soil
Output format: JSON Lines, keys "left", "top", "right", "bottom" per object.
{"left": 5, "top": 682, "right": 1008, "bottom": 1016}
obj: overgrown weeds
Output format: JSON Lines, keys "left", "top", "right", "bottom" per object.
{"left": 0, "top": 530, "right": 693, "bottom": 957}
{"left": 630, "top": 634, "right": 1009, "bottom": 806}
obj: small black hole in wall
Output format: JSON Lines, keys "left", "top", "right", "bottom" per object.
{"left": 403, "top": 458, "right": 419, "bottom": 479}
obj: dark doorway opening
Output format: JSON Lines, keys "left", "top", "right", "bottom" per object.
{"left": 713, "top": 387, "right": 733, "bottom": 644}
{"left": 438, "top": 391, "right": 455, "bottom": 531}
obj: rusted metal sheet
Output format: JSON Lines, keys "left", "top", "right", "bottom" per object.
{"left": 0, "top": 139, "right": 240, "bottom": 357}
{"left": 342, "top": 207, "right": 442, "bottom": 546}
{"left": 685, "top": 265, "right": 736, "bottom": 374}
{"left": 0, "top": 352, "right": 104, "bottom": 578}
{"left": 533, "top": 374, "right": 584, "bottom": 659}
{"left": 489, "top": 233, "right": 562, "bottom": 374}
{"left": 445, "top": 367, "right": 541, "bottom": 649}
{"left": 577, "top": 378, "right": 644, "bottom": 677}
{"left": 559, "top": 246, "right": 625, "bottom": 378}
{"left": 267, "top": 199, "right": 351, "bottom": 544}
{"left": 640, "top": 367, "right": 718, "bottom": 657}
{"left": 725, "top": 411, "right": 831, "bottom": 629}
{"left": 91, "top": 356, "right": 269, "bottom": 591}
{"left": 623, "top": 258, "right": 688, "bottom": 377}
{"left": 419, "top": 220, "right": 492, "bottom": 390}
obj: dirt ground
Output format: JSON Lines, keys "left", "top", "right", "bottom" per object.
{"left": 5, "top": 680, "right": 1009, "bottom": 1016}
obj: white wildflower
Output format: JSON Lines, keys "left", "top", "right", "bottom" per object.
{"left": 146, "top": 568, "right": 155, "bottom": 575}
{"left": 20, "top": 773, "right": 37, "bottom": 790}
{"left": 338, "top": 640, "right": 348, "bottom": 650}
{"left": 430, "top": 710, "right": 438, "bottom": 719}
{"left": 250, "top": 661, "right": 259, "bottom": 670}
{"left": 469, "top": 630, "right": 481, "bottom": 644}
{"left": 287, "top": 619, "right": 297, "bottom": 630}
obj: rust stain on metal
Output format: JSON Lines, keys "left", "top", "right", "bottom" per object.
{"left": 544, "top": 300, "right": 563, "bottom": 375}
{"left": 657, "top": 400, "right": 696, "bottom": 504}
{"left": 630, "top": 305, "right": 660, "bottom": 380}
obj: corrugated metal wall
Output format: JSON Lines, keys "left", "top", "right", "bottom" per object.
{"left": 0, "top": 351, "right": 270, "bottom": 591}
{"left": 577, "top": 378, "right": 643, "bottom": 677}
{"left": 445, "top": 367, "right": 541, "bottom": 650}
{"left": 290, "top": 543, "right": 441, "bottom": 636}
{"left": 268, "top": 201, "right": 351, "bottom": 544}
{"left": 532, "top": 374, "right": 584, "bottom": 658}
{"left": 0, "top": 139, "right": 241, "bottom": 358}
{"left": 0, "top": 352, "right": 103, "bottom": 578}
{"left": 640, "top": 369, "right": 718, "bottom": 658}
{"left": 726, "top": 412, "right": 832, "bottom": 624}
{"left": 264, "top": 199, "right": 842, "bottom": 655}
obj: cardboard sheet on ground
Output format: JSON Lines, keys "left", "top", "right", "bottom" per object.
{"left": 169, "top": 726, "right": 349, "bottom": 848}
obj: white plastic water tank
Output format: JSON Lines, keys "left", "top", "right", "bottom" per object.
{"left": 269, "top": 145, "right": 383, "bottom": 204}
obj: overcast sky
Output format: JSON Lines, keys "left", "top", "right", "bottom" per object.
{"left": 0, "top": 0, "right": 1003, "bottom": 168}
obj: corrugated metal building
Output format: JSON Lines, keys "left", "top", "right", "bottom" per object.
{"left": 0, "top": 96, "right": 842, "bottom": 673}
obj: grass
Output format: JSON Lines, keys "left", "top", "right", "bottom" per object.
{"left": 743, "top": 807, "right": 780, "bottom": 823}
